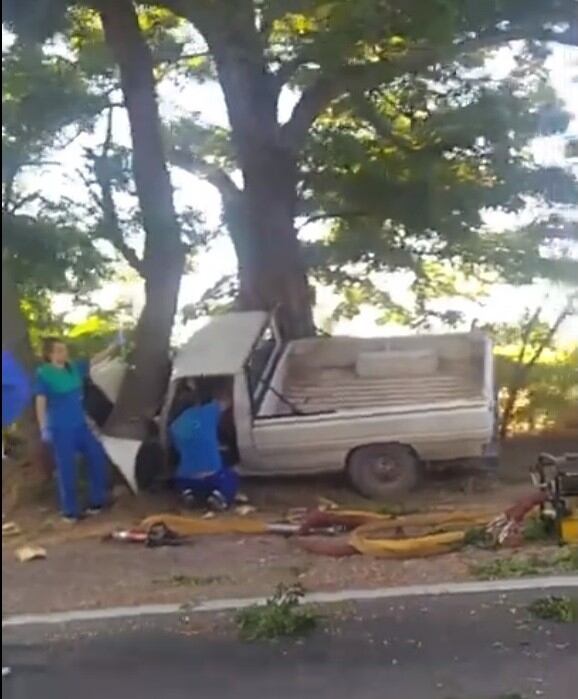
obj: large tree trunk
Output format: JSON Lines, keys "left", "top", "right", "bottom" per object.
{"left": 2, "top": 253, "right": 37, "bottom": 372}
{"left": 234, "top": 148, "right": 315, "bottom": 338}
{"left": 1, "top": 252, "right": 50, "bottom": 477}
{"left": 201, "top": 16, "right": 315, "bottom": 339}
{"left": 98, "top": 0, "right": 185, "bottom": 438}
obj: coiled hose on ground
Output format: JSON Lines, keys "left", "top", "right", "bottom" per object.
{"left": 140, "top": 507, "right": 500, "bottom": 558}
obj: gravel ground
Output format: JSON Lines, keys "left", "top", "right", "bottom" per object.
{"left": 2, "top": 533, "right": 474, "bottom": 614}
{"left": 3, "top": 436, "right": 570, "bottom": 616}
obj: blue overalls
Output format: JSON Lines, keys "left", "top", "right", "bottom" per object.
{"left": 35, "top": 360, "right": 107, "bottom": 518}
{"left": 2, "top": 350, "right": 31, "bottom": 427}
{"left": 169, "top": 401, "right": 239, "bottom": 506}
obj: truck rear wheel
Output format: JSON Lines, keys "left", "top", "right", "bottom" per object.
{"left": 347, "top": 443, "right": 421, "bottom": 500}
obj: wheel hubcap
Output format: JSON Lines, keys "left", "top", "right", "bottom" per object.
{"left": 373, "top": 457, "right": 401, "bottom": 482}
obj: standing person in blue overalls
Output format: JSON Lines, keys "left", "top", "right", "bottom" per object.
{"left": 3, "top": 349, "right": 32, "bottom": 679}
{"left": 169, "top": 380, "right": 239, "bottom": 511}
{"left": 34, "top": 337, "right": 119, "bottom": 522}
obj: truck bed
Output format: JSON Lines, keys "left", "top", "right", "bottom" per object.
{"left": 250, "top": 330, "right": 494, "bottom": 474}
{"left": 283, "top": 365, "right": 481, "bottom": 413}
{"left": 259, "top": 333, "right": 488, "bottom": 417}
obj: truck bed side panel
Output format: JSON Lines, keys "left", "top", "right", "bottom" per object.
{"left": 245, "top": 403, "right": 494, "bottom": 474}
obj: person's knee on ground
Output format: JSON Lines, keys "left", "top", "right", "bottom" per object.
{"left": 207, "top": 467, "right": 239, "bottom": 509}
{"left": 175, "top": 469, "right": 238, "bottom": 511}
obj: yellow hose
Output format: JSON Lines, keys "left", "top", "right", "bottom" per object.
{"left": 140, "top": 508, "right": 500, "bottom": 558}
{"left": 318, "top": 508, "right": 497, "bottom": 524}
{"left": 347, "top": 509, "right": 495, "bottom": 558}
{"left": 350, "top": 526, "right": 465, "bottom": 557}
{"left": 140, "top": 513, "right": 268, "bottom": 536}
{"left": 313, "top": 509, "right": 498, "bottom": 558}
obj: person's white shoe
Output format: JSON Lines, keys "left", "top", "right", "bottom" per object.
{"left": 207, "top": 490, "right": 228, "bottom": 512}
{"left": 2, "top": 666, "right": 11, "bottom": 678}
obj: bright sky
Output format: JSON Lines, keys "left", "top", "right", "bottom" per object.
{"left": 14, "top": 35, "right": 578, "bottom": 343}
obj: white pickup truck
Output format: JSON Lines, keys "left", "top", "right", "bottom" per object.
{"left": 103, "top": 310, "right": 497, "bottom": 499}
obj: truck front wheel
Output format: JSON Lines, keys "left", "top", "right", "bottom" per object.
{"left": 347, "top": 443, "right": 421, "bottom": 500}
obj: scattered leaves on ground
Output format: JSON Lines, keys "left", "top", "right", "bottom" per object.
{"left": 561, "top": 545, "right": 578, "bottom": 570}
{"left": 528, "top": 595, "right": 578, "bottom": 623}
{"left": 465, "top": 516, "right": 554, "bottom": 552}
{"left": 445, "top": 693, "right": 525, "bottom": 699}
{"left": 235, "top": 583, "right": 319, "bottom": 640}
{"left": 155, "top": 573, "right": 232, "bottom": 587}
{"left": 2, "top": 521, "right": 22, "bottom": 537}
{"left": 15, "top": 545, "right": 47, "bottom": 562}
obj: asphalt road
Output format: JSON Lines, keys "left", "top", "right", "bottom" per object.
{"left": 3, "top": 588, "right": 577, "bottom": 699}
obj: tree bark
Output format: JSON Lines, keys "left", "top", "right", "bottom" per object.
{"left": 1, "top": 252, "right": 50, "bottom": 477}
{"left": 200, "top": 14, "right": 315, "bottom": 339}
{"left": 233, "top": 147, "right": 315, "bottom": 338}
{"left": 169, "top": 142, "right": 315, "bottom": 337}
{"left": 98, "top": 0, "right": 185, "bottom": 437}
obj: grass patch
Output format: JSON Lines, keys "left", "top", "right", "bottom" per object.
{"left": 559, "top": 545, "right": 578, "bottom": 571}
{"left": 471, "top": 547, "right": 578, "bottom": 580}
{"left": 463, "top": 526, "right": 495, "bottom": 549}
{"left": 471, "top": 556, "right": 545, "bottom": 580}
{"left": 235, "top": 583, "right": 318, "bottom": 641}
{"left": 464, "top": 517, "right": 554, "bottom": 551}
{"left": 522, "top": 516, "right": 553, "bottom": 542}
{"left": 528, "top": 595, "right": 578, "bottom": 623}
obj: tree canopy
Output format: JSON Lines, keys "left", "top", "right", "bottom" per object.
{"left": 2, "top": 42, "right": 109, "bottom": 299}
{"left": 303, "top": 46, "right": 577, "bottom": 326}
{"left": 3, "top": 0, "right": 577, "bottom": 432}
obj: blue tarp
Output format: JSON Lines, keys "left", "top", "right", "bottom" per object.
{"left": 2, "top": 350, "right": 31, "bottom": 427}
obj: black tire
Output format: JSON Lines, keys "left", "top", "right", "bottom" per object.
{"left": 347, "top": 443, "right": 421, "bottom": 500}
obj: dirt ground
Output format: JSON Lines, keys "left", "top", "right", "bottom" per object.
{"left": 2, "top": 432, "right": 576, "bottom": 615}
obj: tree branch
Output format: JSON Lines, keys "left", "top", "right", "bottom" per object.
{"left": 169, "top": 148, "right": 241, "bottom": 203}
{"left": 273, "top": 54, "right": 311, "bottom": 88}
{"left": 155, "top": 50, "right": 211, "bottom": 66}
{"left": 298, "top": 210, "right": 369, "bottom": 229}
{"left": 4, "top": 191, "right": 47, "bottom": 216}
{"left": 281, "top": 12, "right": 577, "bottom": 152}
{"left": 499, "top": 301, "right": 574, "bottom": 438}
{"left": 87, "top": 109, "right": 144, "bottom": 275}
{"left": 280, "top": 46, "right": 439, "bottom": 151}
{"left": 525, "top": 304, "right": 574, "bottom": 369}
{"left": 349, "top": 93, "right": 411, "bottom": 148}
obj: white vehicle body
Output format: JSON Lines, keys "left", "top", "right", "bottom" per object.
{"left": 158, "top": 311, "right": 496, "bottom": 495}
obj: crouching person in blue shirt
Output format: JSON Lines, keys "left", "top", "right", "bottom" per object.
{"left": 169, "top": 381, "right": 239, "bottom": 511}
{"left": 35, "top": 337, "right": 117, "bottom": 522}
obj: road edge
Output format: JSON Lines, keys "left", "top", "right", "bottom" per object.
{"left": 4, "top": 575, "right": 578, "bottom": 628}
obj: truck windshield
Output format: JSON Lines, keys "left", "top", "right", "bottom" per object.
{"left": 245, "top": 323, "right": 279, "bottom": 413}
